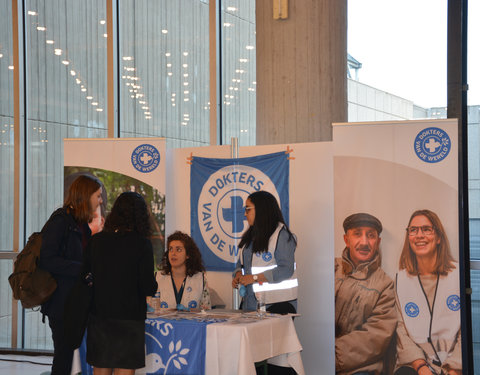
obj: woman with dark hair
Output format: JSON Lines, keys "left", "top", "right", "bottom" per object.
{"left": 156, "top": 231, "right": 211, "bottom": 310}
{"left": 232, "top": 191, "right": 298, "bottom": 375}
{"left": 395, "top": 209, "right": 461, "bottom": 375}
{"left": 232, "top": 190, "right": 298, "bottom": 313}
{"left": 82, "top": 192, "right": 158, "bottom": 375}
{"left": 39, "top": 174, "right": 103, "bottom": 375}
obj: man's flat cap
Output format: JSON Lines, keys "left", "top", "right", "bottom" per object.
{"left": 343, "top": 213, "right": 382, "bottom": 234}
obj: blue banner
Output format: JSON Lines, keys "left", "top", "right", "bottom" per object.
{"left": 144, "top": 318, "right": 209, "bottom": 375}
{"left": 191, "top": 151, "right": 289, "bottom": 271}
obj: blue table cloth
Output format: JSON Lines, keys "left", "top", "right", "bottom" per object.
{"left": 79, "top": 317, "right": 215, "bottom": 375}
{"left": 143, "top": 318, "right": 210, "bottom": 375}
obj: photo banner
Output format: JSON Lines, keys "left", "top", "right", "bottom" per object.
{"left": 333, "top": 119, "right": 461, "bottom": 374}
{"left": 190, "top": 151, "right": 289, "bottom": 271}
{"left": 64, "top": 138, "right": 166, "bottom": 264}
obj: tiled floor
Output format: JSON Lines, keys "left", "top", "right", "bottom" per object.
{"left": 0, "top": 354, "right": 52, "bottom": 375}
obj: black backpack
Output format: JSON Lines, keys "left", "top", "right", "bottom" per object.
{"left": 8, "top": 210, "right": 70, "bottom": 309}
{"left": 8, "top": 232, "right": 57, "bottom": 309}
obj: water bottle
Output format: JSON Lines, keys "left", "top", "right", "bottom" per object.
{"left": 151, "top": 291, "right": 161, "bottom": 313}
{"left": 255, "top": 292, "right": 266, "bottom": 318}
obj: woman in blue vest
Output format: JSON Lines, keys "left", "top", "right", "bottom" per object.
{"left": 395, "top": 209, "right": 461, "bottom": 375}
{"left": 156, "top": 231, "right": 211, "bottom": 310}
{"left": 232, "top": 190, "right": 298, "bottom": 375}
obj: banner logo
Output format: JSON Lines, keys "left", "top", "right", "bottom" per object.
{"left": 197, "top": 165, "right": 281, "bottom": 264}
{"left": 447, "top": 294, "right": 460, "bottom": 311}
{"left": 131, "top": 144, "right": 160, "bottom": 173}
{"left": 191, "top": 152, "right": 289, "bottom": 271}
{"left": 405, "top": 302, "right": 420, "bottom": 317}
{"left": 144, "top": 320, "right": 190, "bottom": 374}
{"left": 414, "top": 127, "right": 451, "bottom": 163}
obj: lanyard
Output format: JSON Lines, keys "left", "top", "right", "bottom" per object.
{"left": 418, "top": 273, "right": 442, "bottom": 367}
{"left": 171, "top": 275, "right": 186, "bottom": 305}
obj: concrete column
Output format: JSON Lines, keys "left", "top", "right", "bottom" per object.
{"left": 256, "top": 0, "right": 347, "bottom": 144}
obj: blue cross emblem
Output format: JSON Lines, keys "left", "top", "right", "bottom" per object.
{"left": 222, "top": 196, "right": 245, "bottom": 233}
{"left": 140, "top": 152, "right": 153, "bottom": 165}
{"left": 405, "top": 302, "right": 419, "bottom": 317}
{"left": 447, "top": 295, "right": 460, "bottom": 311}
{"left": 424, "top": 138, "right": 441, "bottom": 153}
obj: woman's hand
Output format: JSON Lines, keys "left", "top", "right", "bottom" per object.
{"left": 417, "top": 366, "right": 433, "bottom": 375}
{"left": 447, "top": 369, "right": 461, "bottom": 375}
{"left": 239, "top": 274, "right": 256, "bottom": 286}
{"left": 411, "top": 359, "right": 433, "bottom": 375}
{"left": 232, "top": 271, "right": 242, "bottom": 288}
{"left": 239, "top": 273, "right": 267, "bottom": 286}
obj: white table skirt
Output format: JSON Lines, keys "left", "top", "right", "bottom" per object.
{"left": 74, "top": 312, "right": 305, "bottom": 375}
{"left": 205, "top": 314, "right": 305, "bottom": 375}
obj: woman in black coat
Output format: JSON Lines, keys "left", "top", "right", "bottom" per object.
{"left": 83, "top": 192, "right": 158, "bottom": 375}
{"left": 39, "top": 174, "right": 103, "bottom": 375}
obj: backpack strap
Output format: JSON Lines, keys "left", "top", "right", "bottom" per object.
{"left": 41, "top": 208, "right": 73, "bottom": 257}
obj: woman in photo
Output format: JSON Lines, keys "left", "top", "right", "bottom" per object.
{"left": 39, "top": 174, "right": 103, "bottom": 375}
{"left": 395, "top": 209, "right": 461, "bottom": 375}
{"left": 83, "top": 192, "right": 158, "bottom": 375}
{"left": 156, "top": 231, "right": 211, "bottom": 310}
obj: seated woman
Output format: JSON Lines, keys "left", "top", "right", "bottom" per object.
{"left": 395, "top": 209, "right": 461, "bottom": 375}
{"left": 156, "top": 231, "right": 211, "bottom": 310}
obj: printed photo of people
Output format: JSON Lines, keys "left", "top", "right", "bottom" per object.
{"left": 334, "top": 211, "right": 461, "bottom": 375}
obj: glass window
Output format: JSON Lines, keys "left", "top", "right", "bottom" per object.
{"left": 471, "top": 268, "right": 480, "bottom": 373}
{"left": 0, "top": 0, "right": 14, "bottom": 252}
{"left": 220, "top": 0, "right": 256, "bottom": 146}
{"left": 469, "top": 1, "right": 480, "bottom": 373}
{"left": 0, "top": 0, "right": 14, "bottom": 350}
{"left": 0, "top": 259, "right": 13, "bottom": 348}
{"left": 119, "top": 0, "right": 210, "bottom": 148}
{"left": 24, "top": 0, "right": 108, "bottom": 350}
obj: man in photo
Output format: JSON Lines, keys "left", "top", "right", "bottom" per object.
{"left": 335, "top": 213, "right": 397, "bottom": 375}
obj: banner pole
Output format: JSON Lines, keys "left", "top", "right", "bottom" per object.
{"left": 231, "top": 137, "right": 241, "bottom": 310}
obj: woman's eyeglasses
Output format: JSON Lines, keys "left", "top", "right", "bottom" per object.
{"left": 245, "top": 206, "right": 254, "bottom": 212}
{"left": 406, "top": 226, "right": 435, "bottom": 236}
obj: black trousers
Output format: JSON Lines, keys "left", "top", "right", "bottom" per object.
{"left": 48, "top": 316, "right": 74, "bottom": 375}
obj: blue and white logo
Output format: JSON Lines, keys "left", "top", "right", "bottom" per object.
{"left": 262, "top": 252, "right": 273, "bottom": 262}
{"left": 197, "top": 165, "right": 281, "bottom": 264}
{"left": 160, "top": 301, "right": 168, "bottom": 308}
{"left": 191, "top": 152, "right": 290, "bottom": 271}
{"left": 414, "top": 127, "right": 451, "bottom": 163}
{"left": 144, "top": 319, "right": 192, "bottom": 375}
{"left": 188, "top": 300, "right": 198, "bottom": 309}
{"left": 131, "top": 144, "right": 160, "bottom": 173}
{"left": 405, "top": 302, "right": 420, "bottom": 317}
{"left": 447, "top": 294, "right": 461, "bottom": 311}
